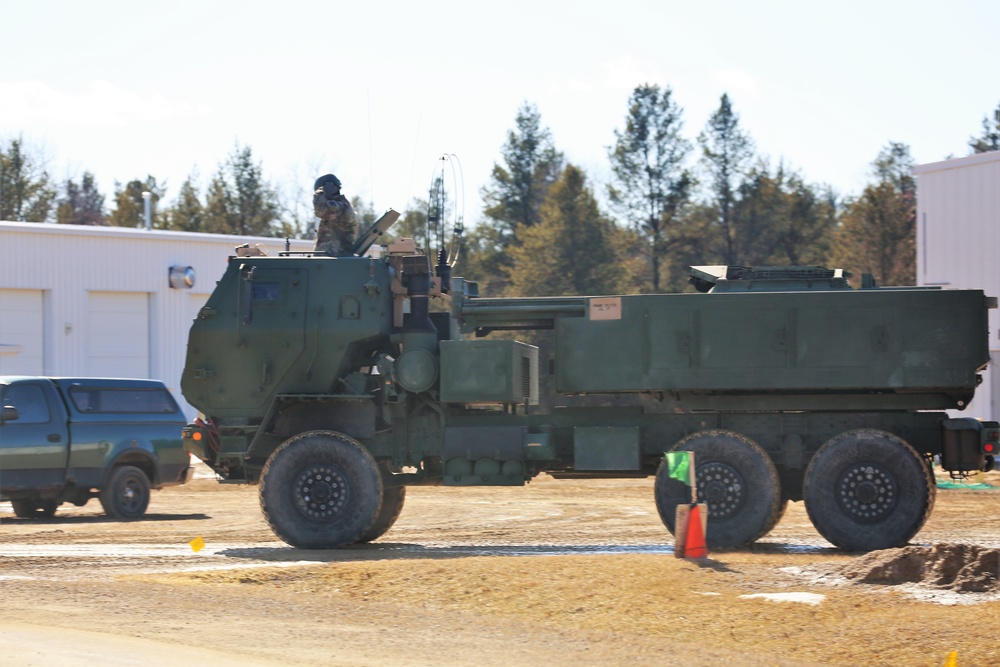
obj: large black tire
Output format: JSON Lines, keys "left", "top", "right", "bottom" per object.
{"left": 655, "top": 430, "right": 783, "bottom": 548}
{"left": 10, "top": 498, "right": 59, "bottom": 518}
{"left": 99, "top": 466, "right": 151, "bottom": 519}
{"left": 804, "top": 429, "right": 935, "bottom": 552}
{"left": 259, "top": 431, "right": 383, "bottom": 549}
{"left": 356, "top": 483, "right": 406, "bottom": 544}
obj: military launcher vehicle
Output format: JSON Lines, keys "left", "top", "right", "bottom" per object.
{"left": 182, "top": 212, "right": 998, "bottom": 552}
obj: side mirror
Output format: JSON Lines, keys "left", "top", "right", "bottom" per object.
{"left": 1, "top": 405, "right": 18, "bottom": 423}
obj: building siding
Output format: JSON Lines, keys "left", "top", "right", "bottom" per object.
{"left": 915, "top": 151, "right": 1000, "bottom": 420}
{"left": 0, "top": 221, "right": 313, "bottom": 418}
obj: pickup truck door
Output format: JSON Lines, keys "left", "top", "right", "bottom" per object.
{"left": 0, "top": 381, "right": 70, "bottom": 491}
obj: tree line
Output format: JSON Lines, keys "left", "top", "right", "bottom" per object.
{"left": 466, "top": 92, "right": 999, "bottom": 294}
{"left": 0, "top": 141, "right": 299, "bottom": 238}
{"left": 2, "top": 90, "right": 998, "bottom": 295}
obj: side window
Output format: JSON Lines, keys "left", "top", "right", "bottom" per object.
{"left": 69, "top": 387, "right": 179, "bottom": 414}
{"left": 252, "top": 282, "right": 281, "bottom": 301}
{"left": 2, "top": 385, "right": 52, "bottom": 424}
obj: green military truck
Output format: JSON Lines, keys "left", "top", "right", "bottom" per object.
{"left": 1, "top": 377, "right": 192, "bottom": 519}
{"left": 181, "top": 217, "right": 999, "bottom": 552}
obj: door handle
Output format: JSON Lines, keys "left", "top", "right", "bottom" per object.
{"left": 47, "top": 433, "right": 62, "bottom": 443}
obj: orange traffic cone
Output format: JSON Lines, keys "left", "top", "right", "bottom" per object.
{"left": 685, "top": 504, "right": 708, "bottom": 558}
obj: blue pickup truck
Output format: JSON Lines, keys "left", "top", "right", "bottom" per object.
{"left": 0, "top": 376, "right": 193, "bottom": 519}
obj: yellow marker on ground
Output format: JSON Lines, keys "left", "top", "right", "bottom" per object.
{"left": 943, "top": 650, "right": 958, "bottom": 667}
{"left": 189, "top": 536, "right": 206, "bottom": 553}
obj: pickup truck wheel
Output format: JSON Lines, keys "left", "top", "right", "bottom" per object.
{"left": 356, "top": 484, "right": 406, "bottom": 544}
{"left": 99, "top": 466, "right": 152, "bottom": 520}
{"left": 259, "top": 431, "right": 382, "bottom": 549}
{"left": 804, "top": 429, "right": 934, "bottom": 552}
{"left": 11, "top": 499, "right": 59, "bottom": 518}
{"left": 655, "top": 430, "right": 783, "bottom": 548}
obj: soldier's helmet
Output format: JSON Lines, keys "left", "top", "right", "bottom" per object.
{"left": 314, "top": 174, "right": 342, "bottom": 191}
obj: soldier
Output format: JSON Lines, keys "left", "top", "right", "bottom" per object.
{"left": 312, "top": 173, "right": 359, "bottom": 256}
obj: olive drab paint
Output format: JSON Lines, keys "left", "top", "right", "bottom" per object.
{"left": 181, "top": 218, "right": 999, "bottom": 552}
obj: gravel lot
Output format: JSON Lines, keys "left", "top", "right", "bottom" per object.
{"left": 1, "top": 465, "right": 998, "bottom": 666}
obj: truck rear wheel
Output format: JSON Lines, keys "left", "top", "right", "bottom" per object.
{"left": 11, "top": 498, "right": 59, "bottom": 518}
{"left": 804, "top": 429, "right": 934, "bottom": 551}
{"left": 259, "top": 431, "right": 383, "bottom": 549}
{"left": 655, "top": 430, "right": 783, "bottom": 548}
{"left": 99, "top": 466, "right": 151, "bottom": 519}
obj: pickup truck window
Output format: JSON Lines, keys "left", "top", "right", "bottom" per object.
{"left": 2, "top": 385, "right": 51, "bottom": 424}
{"left": 68, "top": 387, "right": 179, "bottom": 414}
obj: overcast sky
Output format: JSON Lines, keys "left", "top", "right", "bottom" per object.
{"left": 2, "top": 0, "right": 998, "bottom": 226}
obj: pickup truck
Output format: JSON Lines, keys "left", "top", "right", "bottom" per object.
{"left": 0, "top": 376, "right": 193, "bottom": 519}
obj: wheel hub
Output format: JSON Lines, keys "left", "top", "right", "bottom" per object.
{"left": 835, "top": 462, "right": 897, "bottom": 523}
{"left": 697, "top": 462, "right": 745, "bottom": 519}
{"left": 294, "top": 464, "right": 348, "bottom": 519}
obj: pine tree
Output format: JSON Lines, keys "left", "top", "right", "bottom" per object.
{"left": 165, "top": 172, "right": 205, "bottom": 232}
{"left": 731, "top": 163, "right": 837, "bottom": 266}
{"left": 55, "top": 172, "right": 106, "bottom": 225}
{"left": 481, "top": 102, "right": 564, "bottom": 241}
{"left": 474, "top": 104, "right": 565, "bottom": 294}
{"left": 108, "top": 176, "right": 165, "bottom": 228}
{"left": 829, "top": 142, "right": 916, "bottom": 286}
{"left": 969, "top": 101, "right": 1000, "bottom": 153}
{"left": 698, "top": 94, "right": 755, "bottom": 264}
{"left": 0, "top": 136, "right": 56, "bottom": 222}
{"left": 508, "top": 165, "right": 629, "bottom": 297}
{"left": 608, "top": 84, "right": 693, "bottom": 292}
{"left": 202, "top": 144, "right": 281, "bottom": 236}
{"left": 457, "top": 223, "right": 509, "bottom": 296}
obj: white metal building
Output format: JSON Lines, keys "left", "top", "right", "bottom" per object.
{"left": 0, "top": 221, "right": 312, "bottom": 418}
{"left": 914, "top": 150, "right": 1000, "bottom": 420}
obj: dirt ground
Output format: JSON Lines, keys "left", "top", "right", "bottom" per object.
{"left": 1, "top": 465, "right": 998, "bottom": 667}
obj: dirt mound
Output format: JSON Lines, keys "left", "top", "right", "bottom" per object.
{"left": 840, "top": 543, "right": 1000, "bottom": 592}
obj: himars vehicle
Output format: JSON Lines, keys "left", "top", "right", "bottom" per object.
{"left": 181, "top": 211, "right": 998, "bottom": 551}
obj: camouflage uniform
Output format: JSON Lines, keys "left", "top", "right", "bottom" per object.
{"left": 313, "top": 174, "right": 359, "bottom": 256}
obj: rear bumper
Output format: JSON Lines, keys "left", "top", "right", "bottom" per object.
{"left": 158, "top": 460, "right": 195, "bottom": 487}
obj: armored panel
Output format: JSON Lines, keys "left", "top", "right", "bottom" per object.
{"left": 439, "top": 340, "right": 539, "bottom": 404}
{"left": 573, "top": 426, "right": 641, "bottom": 470}
{"left": 554, "top": 288, "right": 991, "bottom": 411}
{"left": 443, "top": 426, "right": 525, "bottom": 461}
{"left": 182, "top": 256, "right": 393, "bottom": 417}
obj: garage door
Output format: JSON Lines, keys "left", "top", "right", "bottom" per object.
{"left": 88, "top": 292, "right": 149, "bottom": 378}
{"left": 0, "top": 289, "right": 44, "bottom": 375}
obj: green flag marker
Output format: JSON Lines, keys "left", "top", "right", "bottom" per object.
{"left": 665, "top": 451, "right": 691, "bottom": 484}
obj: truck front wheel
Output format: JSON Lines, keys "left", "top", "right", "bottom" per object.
{"left": 99, "top": 466, "right": 151, "bottom": 519}
{"left": 259, "top": 431, "right": 383, "bottom": 549}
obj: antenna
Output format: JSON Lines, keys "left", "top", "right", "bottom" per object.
{"left": 367, "top": 88, "right": 375, "bottom": 206}
{"left": 424, "top": 154, "right": 465, "bottom": 293}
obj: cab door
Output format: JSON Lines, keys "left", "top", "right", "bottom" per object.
{"left": 0, "top": 381, "right": 70, "bottom": 491}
